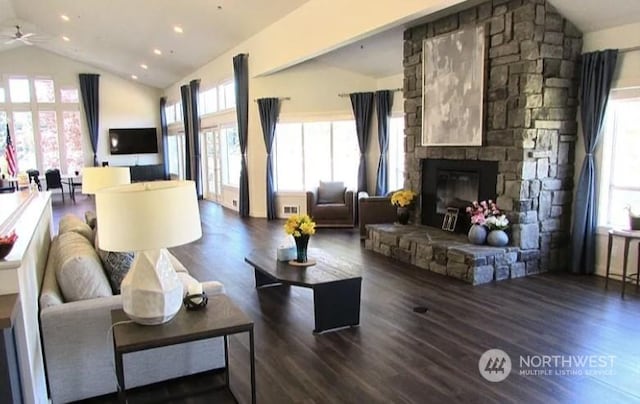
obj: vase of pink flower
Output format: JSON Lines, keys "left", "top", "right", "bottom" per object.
{"left": 465, "top": 200, "right": 509, "bottom": 246}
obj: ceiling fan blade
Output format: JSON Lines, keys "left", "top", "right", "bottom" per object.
{"left": 4, "top": 38, "right": 17, "bottom": 45}
{"left": 21, "top": 33, "right": 34, "bottom": 39}
{"left": 21, "top": 39, "right": 33, "bottom": 46}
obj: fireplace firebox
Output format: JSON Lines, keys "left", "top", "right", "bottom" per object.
{"left": 422, "top": 159, "right": 498, "bottom": 234}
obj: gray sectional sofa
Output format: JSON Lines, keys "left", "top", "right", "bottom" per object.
{"left": 39, "top": 215, "right": 226, "bottom": 403}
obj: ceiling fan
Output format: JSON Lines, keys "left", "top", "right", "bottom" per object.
{"left": 3, "top": 25, "right": 37, "bottom": 45}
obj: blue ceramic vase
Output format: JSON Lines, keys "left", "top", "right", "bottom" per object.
{"left": 487, "top": 230, "right": 509, "bottom": 247}
{"left": 468, "top": 224, "right": 487, "bottom": 245}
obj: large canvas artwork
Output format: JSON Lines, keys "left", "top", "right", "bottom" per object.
{"left": 422, "top": 25, "right": 485, "bottom": 146}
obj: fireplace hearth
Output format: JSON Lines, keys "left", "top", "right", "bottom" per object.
{"left": 422, "top": 159, "right": 498, "bottom": 234}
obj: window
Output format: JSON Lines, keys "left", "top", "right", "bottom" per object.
{"left": 388, "top": 117, "right": 405, "bottom": 191}
{"left": 199, "top": 88, "right": 218, "bottom": 115}
{"left": 62, "top": 111, "right": 83, "bottom": 173}
{"left": 9, "top": 78, "right": 30, "bottom": 103}
{"left": 60, "top": 88, "right": 79, "bottom": 103}
{"left": 164, "top": 104, "right": 175, "bottom": 124}
{"left": 12, "top": 111, "right": 36, "bottom": 170}
{"left": 274, "top": 120, "right": 359, "bottom": 191}
{"left": 167, "top": 133, "right": 185, "bottom": 179}
{"left": 218, "top": 81, "right": 235, "bottom": 110}
{"left": 38, "top": 111, "right": 60, "bottom": 169}
{"left": 34, "top": 79, "right": 55, "bottom": 103}
{"left": 221, "top": 126, "right": 240, "bottom": 186}
{"left": 600, "top": 91, "right": 640, "bottom": 228}
{"left": 175, "top": 102, "right": 183, "bottom": 121}
{"left": 0, "top": 76, "right": 81, "bottom": 175}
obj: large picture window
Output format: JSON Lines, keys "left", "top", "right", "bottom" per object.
{"left": 0, "top": 75, "right": 82, "bottom": 175}
{"left": 599, "top": 91, "right": 640, "bottom": 228}
{"left": 274, "top": 120, "right": 359, "bottom": 191}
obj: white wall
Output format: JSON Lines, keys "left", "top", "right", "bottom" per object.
{"left": 163, "top": 1, "right": 470, "bottom": 218}
{"left": 0, "top": 46, "right": 161, "bottom": 168}
{"left": 575, "top": 22, "right": 640, "bottom": 278}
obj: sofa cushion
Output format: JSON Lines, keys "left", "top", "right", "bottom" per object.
{"left": 54, "top": 232, "right": 113, "bottom": 302}
{"left": 98, "top": 249, "right": 134, "bottom": 294}
{"left": 317, "top": 181, "right": 345, "bottom": 204}
{"left": 59, "top": 214, "right": 94, "bottom": 242}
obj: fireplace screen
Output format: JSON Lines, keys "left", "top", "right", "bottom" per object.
{"left": 436, "top": 170, "right": 480, "bottom": 214}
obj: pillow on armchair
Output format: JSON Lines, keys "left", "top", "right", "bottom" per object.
{"left": 317, "top": 181, "right": 346, "bottom": 204}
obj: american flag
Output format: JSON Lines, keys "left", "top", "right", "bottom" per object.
{"left": 5, "top": 124, "right": 18, "bottom": 176}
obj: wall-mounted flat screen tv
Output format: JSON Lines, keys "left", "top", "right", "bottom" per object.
{"left": 109, "top": 128, "right": 158, "bottom": 155}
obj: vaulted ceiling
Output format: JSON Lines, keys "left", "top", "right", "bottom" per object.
{"left": 0, "top": 0, "right": 309, "bottom": 88}
{"left": 0, "top": 0, "right": 638, "bottom": 89}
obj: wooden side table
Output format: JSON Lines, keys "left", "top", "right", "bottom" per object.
{"left": 605, "top": 229, "right": 640, "bottom": 298}
{"left": 111, "top": 294, "right": 255, "bottom": 403}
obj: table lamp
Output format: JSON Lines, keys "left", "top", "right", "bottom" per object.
{"left": 82, "top": 167, "right": 131, "bottom": 194}
{"left": 95, "top": 180, "right": 202, "bottom": 325}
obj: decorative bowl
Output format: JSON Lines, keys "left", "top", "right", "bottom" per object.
{"left": 0, "top": 242, "right": 15, "bottom": 260}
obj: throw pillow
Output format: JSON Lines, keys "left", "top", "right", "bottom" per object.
{"left": 84, "top": 210, "right": 97, "bottom": 229}
{"left": 53, "top": 232, "right": 113, "bottom": 302}
{"left": 317, "top": 181, "right": 346, "bottom": 204}
{"left": 58, "top": 214, "right": 94, "bottom": 242}
{"left": 97, "top": 248, "right": 134, "bottom": 294}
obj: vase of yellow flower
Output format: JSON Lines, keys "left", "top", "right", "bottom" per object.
{"left": 284, "top": 214, "right": 316, "bottom": 263}
{"left": 391, "top": 189, "right": 417, "bottom": 225}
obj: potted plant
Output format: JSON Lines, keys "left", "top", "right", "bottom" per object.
{"left": 391, "top": 189, "right": 417, "bottom": 225}
{"left": 283, "top": 214, "right": 316, "bottom": 263}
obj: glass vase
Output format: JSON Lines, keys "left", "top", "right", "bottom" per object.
{"left": 397, "top": 206, "right": 410, "bottom": 225}
{"left": 294, "top": 234, "right": 310, "bottom": 263}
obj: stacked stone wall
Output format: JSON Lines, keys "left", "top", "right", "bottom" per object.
{"left": 403, "top": 0, "right": 582, "bottom": 273}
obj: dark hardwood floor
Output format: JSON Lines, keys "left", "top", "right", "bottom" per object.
{"left": 52, "top": 196, "right": 640, "bottom": 404}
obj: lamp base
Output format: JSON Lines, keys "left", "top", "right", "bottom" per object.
{"left": 121, "top": 249, "right": 183, "bottom": 325}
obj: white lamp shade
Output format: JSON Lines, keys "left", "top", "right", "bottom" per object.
{"left": 95, "top": 180, "right": 202, "bottom": 252}
{"left": 82, "top": 167, "right": 131, "bottom": 194}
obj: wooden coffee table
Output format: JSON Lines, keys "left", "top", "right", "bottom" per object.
{"left": 244, "top": 248, "right": 362, "bottom": 333}
{"left": 111, "top": 294, "right": 255, "bottom": 403}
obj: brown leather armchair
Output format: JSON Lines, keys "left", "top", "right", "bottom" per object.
{"left": 358, "top": 191, "right": 398, "bottom": 238}
{"left": 306, "top": 181, "right": 355, "bottom": 228}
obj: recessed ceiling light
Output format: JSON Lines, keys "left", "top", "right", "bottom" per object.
{"left": 61, "top": 14, "right": 70, "bottom": 21}
{"left": 140, "top": 64, "right": 148, "bottom": 70}
{"left": 62, "top": 36, "right": 70, "bottom": 42}
{"left": 131, "top": 75, "right": 138, "bottom": 80}
{"left": 153, "top": 49, "right": 162, "bottom": 55}
{"left": 173, "top": 26, "right": 183, "bottom": 34}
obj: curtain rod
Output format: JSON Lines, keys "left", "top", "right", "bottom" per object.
{"left": 620, "top": 45, "right": 640, "bottom": 54}
{"left": 338, "top": 88, "right": 402, "bottom": 97}
{"left": 253, "top": 97, "right": 291, "bottom": 102}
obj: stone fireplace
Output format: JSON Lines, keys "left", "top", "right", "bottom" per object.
{"left": 422, "top": 159, "right": 498, "bottom": 234}
{"left": 402, "top": 0, "right": 582, "bottom": 274}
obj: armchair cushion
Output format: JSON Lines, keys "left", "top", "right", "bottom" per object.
{"left": 317, "top": 181, "right": 346, "bottom": 204}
